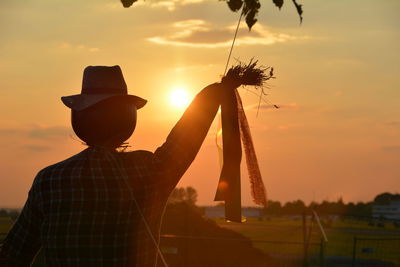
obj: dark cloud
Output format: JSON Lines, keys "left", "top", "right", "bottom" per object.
{"left": 0, "top": 126, "right": 71, "bottom": 139}
{"left": 386, "top": 121, "right": 400, "bottom": 127}
{"left": 382, "top": 145, "right": 400, "bottom": 153}
{"left": 0, "top": 128, "right": 19, "bottom": 135}
{"left": 28, "top": 126, "right": 71, "bottom": 139}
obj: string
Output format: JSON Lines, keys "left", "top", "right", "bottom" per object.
{"left": 223, "top": 8, "right": 244, "bottom": 76}
{"left": 217, "top": 7, "right": 245, "bottom": 170}
{"left": 130, "top": 190, "right": 169, "bottom": 267}
{"left": 106, "top": 151, "right": 169, "bottom": 267}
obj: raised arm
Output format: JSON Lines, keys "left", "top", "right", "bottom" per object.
{"left": 151, "top": 81, "right": 237, "bottom": 192}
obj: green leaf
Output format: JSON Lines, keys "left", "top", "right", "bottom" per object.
{"left": 227, "top": 0, "right": 243, "bottom": 12}
{"left": 121, "top": 0, "right": 137, "bottom": 8}
{"left": 244, "top": 0, "right": 260, "bottom": 12}
{"left": 292, "top": 0, "right": 303, "bottom": 23}
{"left": 273, "top": 0, "right": 284, "bottom": 9}
{"left": 245, "top": 10, "right": 257, "bottom": 30}
{"left": 118, "top": 0, "right": 303, "bottom": 30}
{"left": 242, "top": 0, "right": 260, "bottom": 30}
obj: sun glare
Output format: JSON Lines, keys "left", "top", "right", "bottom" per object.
{"left": 169, "top": 88, "right": 190, "bottom": 108}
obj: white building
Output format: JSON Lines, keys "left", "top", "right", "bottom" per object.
{"left": 204, "top": 206, "right": 262, "bottom": 218}
{"left": 372, "top": 201, "right": 400, "bottom": 220}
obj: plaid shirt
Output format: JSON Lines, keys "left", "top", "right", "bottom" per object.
{"left": 0, "top": 83, "right": 223, "bottom": 266}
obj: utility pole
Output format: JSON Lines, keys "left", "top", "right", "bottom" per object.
{"left": 302, "top": 211, "right": 308, "bottom": 267}
{"left": 352, "top": 236, "right": 357, "bottom": 267}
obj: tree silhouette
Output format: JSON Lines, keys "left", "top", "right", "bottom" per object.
{"left": 120, "top": 0, "right": 303, "bottom": 30}
{"left": 374, "top": 192, "right": 400, "bottom": 205}
{"left": 168, "top": 186, "right": 198, "bottom": 205}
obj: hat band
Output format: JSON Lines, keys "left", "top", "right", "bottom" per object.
{"left": 81, "top": 87, "right": 127, "bottom": 95}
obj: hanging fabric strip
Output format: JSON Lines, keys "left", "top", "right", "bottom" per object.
{"left": 214, "top": 88, "right": 242, "bottom": 223}
{"left": 215, "top": 115, "right": 224, "bottom": 169}
{"left": 214, "top": 88, "right": 268, "bottom": 222}
{"left": 235, "top": 90, "right": 267, "bottom": 207}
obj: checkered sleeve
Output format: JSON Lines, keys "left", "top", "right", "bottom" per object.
{"left": 0, "top": 174, "right": 43, "bottom": 266}
{"left": 151, "top": 83, "right": 223, "bottom": 191}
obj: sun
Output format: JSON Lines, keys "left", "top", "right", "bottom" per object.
{"left": 169, "top": 88, "right": 190, "bottom": 108}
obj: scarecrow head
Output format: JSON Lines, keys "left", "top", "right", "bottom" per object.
{"left": 61, "top": 65, "right": 147, "bottom": 149}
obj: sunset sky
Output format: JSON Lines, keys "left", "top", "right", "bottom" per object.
{"left": 0, "top": 0, "right": 399, "bottom": 207}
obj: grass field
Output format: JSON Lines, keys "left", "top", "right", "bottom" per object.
{"left": 0, "top": 217, "right": 12, "bottom": 241}
{"left": 215, "top": 216, "right": 400, "bottom": 265}
{"left": 1, "top": 216, "right": 400, "bottom": 266}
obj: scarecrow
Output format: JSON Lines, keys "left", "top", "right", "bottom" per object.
{"left": 0, "top": 64, "right": 271, "bottom": 266}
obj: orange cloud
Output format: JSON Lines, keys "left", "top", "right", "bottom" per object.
{"left": 130, "top": 0, "right": 204, "bottom": 11}
{"left": 148, "top": 20, "right": 308, "bottom": 48}
{"left": 58, "top": 42, "right": 100, "bottom": 53}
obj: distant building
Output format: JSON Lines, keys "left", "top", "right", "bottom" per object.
{"left": 204, "top": 206, "right": 224, "bottom": 218}
{"left": 204, "top": 206, "right": 262, "bottom": 218}
{"left": 242, "top": 208, "right": 263, "bottom": 218}
{"left": 372, "top": 200, "right": 400, "bottom": 220}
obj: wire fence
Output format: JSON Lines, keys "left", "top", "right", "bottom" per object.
{"left": 0, "top": 232, "right": 324, "bottom": 266}
{"left": 159, "top": 234, "right": 325, "bottom": 267}
{"left": 160, "top": 235, "right": 400, "bottom": 267}
{"left": 2, "top": 219, "right": 400, "bottom": 266}
{"left": 352, "top": 237, "right": 400, "bottom": 266}
{"left": 2, "top": 233, "right": 400, "bottom": 266}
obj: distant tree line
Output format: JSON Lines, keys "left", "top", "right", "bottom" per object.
{"left": 265, "top": 192, "right": 400, "bottom": 217}
{"left": 0, "top": 209, "right": 20, "bottom": 220}
{"left": 1, "top": 191, "right": 399, "bottom": 219}
{"left": 265, "top": 198, "right": 371, "bottom": 216}
{"left": 167, "top": 188, "right": 400, "bottom": 217}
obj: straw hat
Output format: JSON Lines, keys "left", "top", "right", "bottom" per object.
{"left": 61, "top": 65, "right": 147, "bottom": 111}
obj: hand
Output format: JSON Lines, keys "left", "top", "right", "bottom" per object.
{"left": 221, "top": 69, "right": 242, "bottom": 89}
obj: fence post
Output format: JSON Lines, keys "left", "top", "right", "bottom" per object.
{"left": 352, "top": 236, "right": 357, "bottom": 267}
{"left": 319, "top": 238, "right": 324, "bottom": 267}
{"left": 302, "top": 211, "right": 308, "bottom": 267}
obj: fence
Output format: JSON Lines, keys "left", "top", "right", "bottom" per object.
{"left": 0, "top": 233, "right": 324, "bottom": 267}
{"left": 160, "top": 235, "right": 400, "bottom": 266}
{"left": 3, "top": 233, "right": 400, "bottom": 266}
{"left": 352, "top": 237, "right": 400, "bottom": 266}
{"left": 2, "top": 223, "right": 400, "bottom": 266}
{"left": 160, "top": 234, "right": 325, "bottom": 267}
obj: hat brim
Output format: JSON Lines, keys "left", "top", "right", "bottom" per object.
{"left": 61, "top": 94, "right": 147, "bottom": 111}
